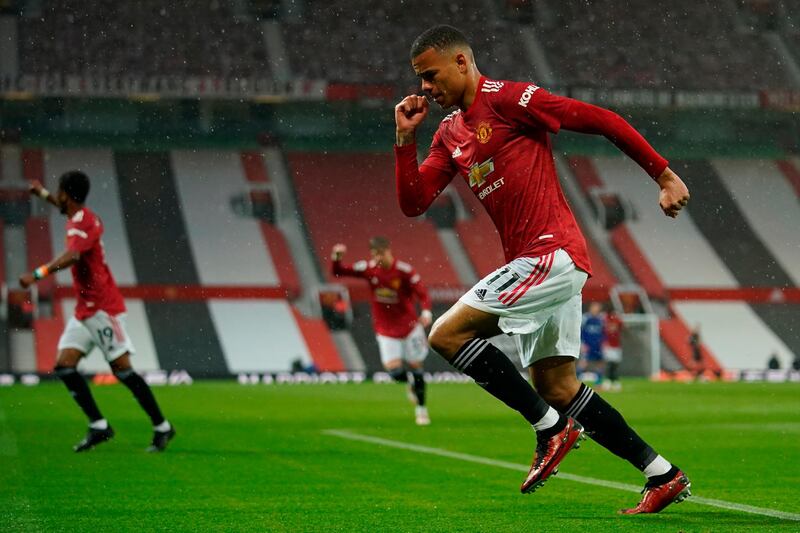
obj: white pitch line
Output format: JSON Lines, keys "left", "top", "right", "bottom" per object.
{"left": 323, "top": 429, "right": 800, "bottom": 523}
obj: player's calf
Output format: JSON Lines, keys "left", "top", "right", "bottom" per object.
{"left": 55, "top": 365, "right": 106, "bottom": 426}
{"left": 386, "top": 366, "right": 409, "bottom": 383}
{"left": 409, "top": 367, "right": 426, "bottom": 406}
{"left": 113, "top": 368, "right": 174, "bottom": 450}
{"left": 560, "top": 383, "right": 686, "bottom": 498}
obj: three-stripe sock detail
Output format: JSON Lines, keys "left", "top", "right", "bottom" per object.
{"left": 564, "top": 383, "right": 595, "bottom": 418}
{"left": 451, "top": 338, "right": 489, "bottom": 372}
{"left": 450, "top": 338, "right": 552, "bottom": 426}
{"left": 562, "top": 383, "right": 658, "bottom": 471}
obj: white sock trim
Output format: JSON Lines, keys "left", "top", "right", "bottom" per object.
{"left": 532, "top": 407, "right": 560, "bottom": 431}
{"left": 89, "top": 419, "right": 109, "bottom": 430}
{"left": 154, "top": 420, "right": 171, "bottom": 432}
{"left": 643, "top": 454, "right": 672, "bottom": 478}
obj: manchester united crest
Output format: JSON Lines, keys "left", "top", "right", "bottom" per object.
{"left": 476, "top": 121, "right": 493, "bottom": 144}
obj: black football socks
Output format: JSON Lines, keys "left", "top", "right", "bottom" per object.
{"left": 387, "top": 367, "right": 409, "bottom": 383}
{"left": 451, "top": 338, "right": 562, "bottom": 434}
{"left": 115, "top": 369, "right": 167, "bottom": 427}
{"left": 563, "top": 383, "right": 672, "bottom": 477}
{"left": 410, "top": 369, "right": 426, "bottom": 407}
{"left": 55, "top": 366, "right": 104, "bottom": 423}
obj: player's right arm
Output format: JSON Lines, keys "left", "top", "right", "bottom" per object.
{"left": 394, "top": 95, "right": 455, "bottom": 217}
{"left": 19, "top": 249, "right": 80, "bottom": 288}
{"left": 330, "top": 244, "right": 367, "bottom": 279}
{"left": 28, "top": 180, "right": 62, "bottom": 209}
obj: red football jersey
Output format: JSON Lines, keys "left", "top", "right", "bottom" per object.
{"left": 65, "top": 208, "right": 126, "bottom": 320}
{"left": 604, "top": 312, "right": 623, "bottom": 348}
{"left": 397, "top": 77, "right": 592, "bottom": 275}
{"left": 423, "top": 77, "right": 591, "bottom": 272}
{"left": 332, "top": 258, "right": 431, "bottom": 338}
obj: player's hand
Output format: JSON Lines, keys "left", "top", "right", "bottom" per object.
{"left": 656, "top": 167, "right": 690, "bottom": 218}
{"left": 395, "top": 95, "right": 429, "bottom": 145}
{"left": 418, "top": 309, "right": 433, "bottom": 328}
{"left": 331, "top": 243, "right": 346, "bottom": 261}
{"left": 28, "top": 180, "right": 46, "bottom": 198}
{"left": 19, "top": 273, "right": 35, "bottom": 289}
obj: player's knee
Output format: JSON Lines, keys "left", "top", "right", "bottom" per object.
{"left": 113, "top": 368, "right": 136, "bottom": 381}
{"left": 53, "top": 364, "right": 77, "bottom": 377}
{"left": 428, "top": 318, "right": 457, "bottom": 358}
{"left": 387, "top": 366, "right": 408, "bottom": 383}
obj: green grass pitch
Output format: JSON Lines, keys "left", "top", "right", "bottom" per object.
{"left": 2, "top": 379, "right": 799, "bottom": 532}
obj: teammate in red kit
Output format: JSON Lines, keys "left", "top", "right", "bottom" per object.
{"left": 331, "top": 236, "right": 433, "bottom": 425}
{"left": 603, "top": 309, "right": 623, "bottom": 391}
{"left": 20, "top": 171, "right": 175, "bottom": 453}
{"left": 394, "top": 25, "right": 690, "bottom": 513}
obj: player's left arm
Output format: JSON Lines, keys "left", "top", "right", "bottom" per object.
{"left": 559, "top": 98, "right": 689, "bottom": 218}
{"left": 20, "top": 217, "right": 99, "bottom": 288}
{"left": 497, "top": 84, "right": 689, "bottom": 218}
{"left": 19, "top": 249, "right": 80, "bottom": 288}
{"left": 409, "top": 271, "right": 433, "bottom": 328}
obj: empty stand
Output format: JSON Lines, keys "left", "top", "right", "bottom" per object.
{"left": 283, "top": 0, "right": 528, "bottom": 84}
{"left": 115, "top": 151, "right": 229, "bottom": 376}
{"left": 172, "top": 150, "right": 282, "bottom": 286}
{"left": 209, "top": 300, "right": 326, "bottom": 373}
{"left": 0, "top": 145, "right": 23, "bottom": 185}
{"left": 678, "top": 159, "right": 794, "bottom": 288}
{"left": 672, "top": 301, "right": 795, "bottom": 370}
{"left": 712, "top": 159, "right": 800, "bottom": 285}
{"left": 610, "top": 224, "right": 665, "bottom": 299}
{"left": 19, "top": 0, "right": 268, "bottom": 78}
{"left": 538, "top": 0, "right": 790, "bottom": 89}
{"left": 777, "top": 159, "right": 800, "bottom": 198}
{"left": 594, "top": 156, "right": 738, "bottom": 287}
{"left": 289, "top": 151, "right": 460, "bottom": 290}
{"left": 659, "top": 313, "right": 720, "bottom": 374}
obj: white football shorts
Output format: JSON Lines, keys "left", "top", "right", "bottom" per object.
{"left": 376, "top": 323, "right": 429, "bottom": 367}
{"left": 58, "top": 311, "right": 136, "bottom": 363}
{"left": 459, "top": 248, "right": 588, "bottom": 367}
{"left": 604, "top": 346, "right": 623, "bottom": 363}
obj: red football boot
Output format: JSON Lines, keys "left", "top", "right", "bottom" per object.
{"left": 520, "top": 417, "right": 585, "bottom": 493}
{"left": 620, "top": 469, "right": 691, "bottom": 514}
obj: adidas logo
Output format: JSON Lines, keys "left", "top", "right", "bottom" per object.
{"left": 452, "top": 146, "right": 462, "bottom": 158}
{"left": 474, "top": 288, "right": 487, "bottom": 300}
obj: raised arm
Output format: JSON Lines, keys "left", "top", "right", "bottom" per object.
{"left": 29, "top": 180, "right": 62, "bottom": 210}
{"left": 394, "top": 95, "right": 455, "bottom": 217}
{"left": 330, "top": 244, "right": 368, "bottom": 279}
{"left": 560, "top": 99, "right": 690, "bottom": 218}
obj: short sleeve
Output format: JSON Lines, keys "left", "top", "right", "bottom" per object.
{"left": 494, "top": 82, "right": 571, "bottom": 134}
{"left": 66, "top": 218, "right": 100, "bottom": 254}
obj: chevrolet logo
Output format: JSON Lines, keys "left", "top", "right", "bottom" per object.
{"left": 469, "top": 159, "right": 495, "bottom": 188}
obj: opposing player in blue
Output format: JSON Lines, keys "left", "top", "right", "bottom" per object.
{"left": 581, "top": 302, "right": 606, "bottom": 385}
